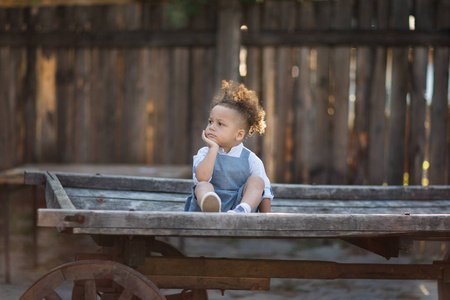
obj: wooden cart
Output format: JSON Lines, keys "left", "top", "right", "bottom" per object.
{"left": 21, "top": 171, "right": 450, "bottom": 299}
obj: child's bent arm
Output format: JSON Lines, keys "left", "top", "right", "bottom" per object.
{"left": 195, "top": 145, "right": 219, "bottom": 182}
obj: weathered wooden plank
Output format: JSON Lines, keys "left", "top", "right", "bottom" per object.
{"left": 0, "top": 30, "right": 217, "bottom": 48}
{"left": 38, "top": 209, "right": 450, "bottom": 238}
{"left": 2, "top": 29, "right": 450, "bottom": 48}
{"left": 67, "top": 196, "right": 450, "bottom": 214}
{"left": 65, "top": 188, "right": 450, "bottom": 208}
{"left": 25, "top": 170, "right": 450, "bottom": 199}
{"left": 271, "top": 183, "right": 450, "bottom": 200}
{"left": 148, "top": 275, "right": 270, "bottom": 291}
{"left": 139, "top": 256, "right": 447, "bottom": 281}
{"left": 242, "top": 30, "right": 450, "bottom": 47}
{"left": 0, "top": 0, "right": 140, "bottom": 6}
{"left": 44, "top": 172, "right": 76, "bottom": 210}
{"left": 24, "top": 171, "right": 193, "bottom": 193}
{"left": 65, "top": 188, "right": 188, "bottom": 201}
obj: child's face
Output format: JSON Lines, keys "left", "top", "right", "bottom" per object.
{"left": 205, "top": 105, "right": 246, "bottom": 152}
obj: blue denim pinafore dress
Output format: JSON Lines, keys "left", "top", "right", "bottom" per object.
{"left": 184, "top": 148, "right": 252, "bottom": 212}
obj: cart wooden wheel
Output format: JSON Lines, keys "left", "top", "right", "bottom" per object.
{"left": 20, "top": 260, "right": 166, "bottom": 300}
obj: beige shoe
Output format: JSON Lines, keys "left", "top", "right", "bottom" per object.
{"left": 200, "top": 192, "right": 221, "bottom": 212}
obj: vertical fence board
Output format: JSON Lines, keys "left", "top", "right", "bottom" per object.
{"left": 293, "top": 2, "right": 314, "bottom": 183}
{"left": 408, "top": 0, "right": 432, "bottom": 185}
{"left": 190, "top": 47, "right": 215, "bottom": 158}
{"left": 243, "top": 4, "right": 262, "bottom": 155}
{"left": 216, "top": 0, "right": 241, "bottom": 86}
{"left": 73, "top": 6, "right": 91, "bottom": 163}
{"left": 56, "top": 47, "right": 75, "bottom": 163}
{"left": 367, "top": 0, "right": 389, "bottom": 185}
{"left": 120, "top": 5, "right": 146, "bottom": 163}
{"left": 309, "top": 1, "right": 332, "bottom": 184}
{"left": 21, "top": 8, "right": 38, "bottom": 164}
{"left": 261, "top": 2, "right": 278, "bottom": 181}
{"left": 429, "top": 0, "right": 450, "bottom": 185}
{"left": 352, "top": 0, "right": 373, "bottom": 184}
{"left": 167, "top": 48, "right": 190, "bottom": 164}
{"left": 35, "top": 7, "right": 58, "bottom": 162}
{"left": 189, "top": 5, "right": 215, "bottom": 159}
{"left": 7, "top": 9, "right": 23, "bottom": 168}
{"left": 56, "top": 7, "right": 75, "bottom": 163}
{"left": 387, "top": 0, "right": 411, "bottom": 185}
{"left": 152, "top": 48, "right": 170, "bottom": 164}
{"left": 330, "top": 0, "right": 351, "bottom": 184}
{"left": 91, "top": 6, "right": 121, "bottom": 163}
{"left": 274, "top": 1, "right": 296, "bottom": 182}
{"left": 1, "top": 8, "right": 25, "bottom": 170}
{"left": 0, "top": 46, "right": 9, "bottom": 171}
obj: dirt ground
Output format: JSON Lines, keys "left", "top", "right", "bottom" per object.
{"left": 0, "top": 186, "right": 447, "bottom": 299}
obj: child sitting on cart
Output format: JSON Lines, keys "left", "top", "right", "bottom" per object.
{"left": 185, "top": 80, "right": 273, "bottom": 213}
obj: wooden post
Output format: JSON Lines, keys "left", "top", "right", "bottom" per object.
{"left": 215, "top": 0, "right": 241, "bottom": 86}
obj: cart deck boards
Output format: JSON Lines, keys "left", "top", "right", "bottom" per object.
{"left": 25, "top": 170, "right": 450, "bottom": 240}
{"left": 22, "top": 170, "right": 450, "bottom": 299}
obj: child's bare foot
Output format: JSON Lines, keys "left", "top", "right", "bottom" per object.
{"left": 200, "top": 192, "right": 221, "bottom": 212}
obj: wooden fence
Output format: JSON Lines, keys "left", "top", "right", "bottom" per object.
{"left": 0, "top": 0, "right": 449, "bottom": 185}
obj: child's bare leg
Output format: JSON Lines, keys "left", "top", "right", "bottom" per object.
{"left": 241, "top": 175, "right": 265, "bottom": 211}
{"left": 195, "top": 181, "right": 221, "bottom": 212}
{"left": 258, "top": 198, "right": 271, "bottom": 213}
{"left": 194, "top": 181, "right": 214, "bottom": 205}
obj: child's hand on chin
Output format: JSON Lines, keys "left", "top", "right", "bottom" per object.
{"left": 202, "top": 130, "right": 219, "bottom": 149}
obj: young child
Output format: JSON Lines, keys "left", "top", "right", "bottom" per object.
{"left": 184, "top": 80, "right": 273, "bottom": 213}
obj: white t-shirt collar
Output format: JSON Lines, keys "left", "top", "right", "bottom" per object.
{"left": 219, "top": 143, "right": 244, "bottom": 157}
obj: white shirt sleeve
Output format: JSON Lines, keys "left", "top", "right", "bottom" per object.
{"left": 192, "top": 146, "right": 210, "bottom": 184}
{"left": 248, "top": 152, "right": 274, "bottom": 200}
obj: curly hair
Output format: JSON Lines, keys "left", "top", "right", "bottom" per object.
{"left": 212, "top": 80, "right": 266, "bottom": 136}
